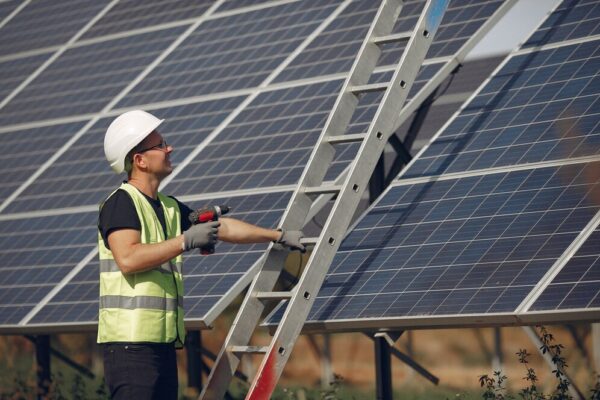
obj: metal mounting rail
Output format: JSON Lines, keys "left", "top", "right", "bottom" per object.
{"left": 200, "top": 1, "right": 449, "bottom": 398}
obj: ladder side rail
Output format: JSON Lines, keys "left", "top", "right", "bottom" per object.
{"left": 246, "top": 1, "right": 449, "bottom": 398}
{"left": 295, "top": 0, "right": 403, "bottom": 190}
{"left": 200, "top": 1, "right": 404, "bottom": 398}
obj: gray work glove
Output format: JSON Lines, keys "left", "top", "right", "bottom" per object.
{"left": 275, "top": 230, "right": 306, "bottom": 253}
{"left": 183, "top": 221, "right": 220, "bottom": 252}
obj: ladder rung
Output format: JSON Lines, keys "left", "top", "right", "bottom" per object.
{"left": 373, "top": 31, "right": 412, "bottom": 45}
{"left": 254, "top": 291, "right": 293, "bottom": 300}
{"left": 350, "top": 82, "right": 388, "bottom": 94}
{"left": 326, "top": 133, "right": 367, "bottom": 144}
{"left": 300, "top": 237, "right": 318, "bottom": 246}
{"left": 230, "top": 345, "right": 268, "bottom": 354}
{"left": 304, "top": 185, "right": 341, "bottom": 195}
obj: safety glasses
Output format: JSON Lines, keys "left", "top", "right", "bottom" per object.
{"left": 136, "top": 139, "right": 169, "bottom": 153}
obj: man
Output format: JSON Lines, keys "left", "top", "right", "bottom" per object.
{"left": 98, "top": 110, "right": 304, "bottom": 399}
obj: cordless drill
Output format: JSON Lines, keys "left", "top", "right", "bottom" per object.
{"left": 188, "top": 205, "right": 230, "bottom": 254}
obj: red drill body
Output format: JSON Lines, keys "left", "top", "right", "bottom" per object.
{"left": 189, "top": 205, "right": 230, "bottom": 254}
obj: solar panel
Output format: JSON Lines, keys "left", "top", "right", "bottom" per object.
{"left": 0, "top": 26, "right": 187, "bottom": 126}
{"left": 2, "top": 96, "right": 246, "bottom": 214}
{"left": 0, "top": 52, "right": 52, "bottom": 107}
{"left": 116, "top": 1, "right": 342, "bottom": 108}
{"left": 217, "top": 0, "right": 281, "bottom": 12}
{"left": 405, "top": 40, "right": 600, "bottom": 178}
{"left": 524, "top": 0, "right": 600, "bottom": 48}
{"left": 284, "top": 163, "right": 598, "bottom": 324}
{"left": 266, "top": 0, "right": 600, "bottom": 331}
{"left": 529, "top": 223, "right": 600, "bottom": 312}
{"left": 28, "top": 191, "right": 291, "bottom": 328}
{"left": 0, "top": 121, "right": 87, "bottom": 204}
{"left": 0, "top": 0, "right": 542, "bottom": 332}
{"left": 0, "top": 212, "right": 97, "bottom": 325}
{"left": 0, "top": 1, "right": 20, "bottom": 22}
{"left": 80, "top": 0, "right": 214, "bottom": 40}
{"left": 274, "top": 0, "right": 504, "bottom": 83}
{"left": 0, "top": 0, "right": 107, "bottom": 55}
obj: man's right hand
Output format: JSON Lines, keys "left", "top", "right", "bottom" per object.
{"left": 183, "top": 221, "right": 220, "bottom": 251}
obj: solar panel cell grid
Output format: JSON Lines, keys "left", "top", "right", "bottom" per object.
{"left": 0, "top": 26, "right": 187, "bottom": 127}
{"left": 294, "top": 162, "right": 600, "bottom": 323}
{"left": 0, "top": 53, "right": 51, "bottom": 101}
{"left": 274, "top": 0, "right": 503, "bottom": 84}
{"left": 165, "top": 80, "right": 343, "bottom": 195}
{"left": 216, "top": 0, "right": 278, "bottom": 12}
{"left": 116, "top": 1, "right": 341, "bottom": 108}
{"left": 2, "top": 96, "right": 245, "bottom": 214}
{"left": 81, "top": 0, "right": 213, "bottom": 39}
{"left": 0, "top": 212, "right": 97, "bottom": 325}
{"left": 0, "top": 0, "right": 19, "bottom": 22}
{"left": 531, "top": 224, "right": 600, "bottom": 311}
{"left": 0, "top": 121, "right": 87, "bottom": 204}
{"left": 404, "top": 40, "right": 600, "bottom": 179}
{"left": 524, "top": 0, "right": 600, "bottom": 48}
{"left": 0, "top": 0, "right": 107, "bottom": 56}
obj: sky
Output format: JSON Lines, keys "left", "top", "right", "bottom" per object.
{"left": 467, "top": 0, "right": 563, "bottom": 60}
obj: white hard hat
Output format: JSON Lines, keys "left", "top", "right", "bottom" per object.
{"left": 104, "top": 110, "right": 164, "bottom": 173}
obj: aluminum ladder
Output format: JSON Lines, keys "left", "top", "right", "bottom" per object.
{"left": 201, "top": 1, "right": 449, "bottom": 398}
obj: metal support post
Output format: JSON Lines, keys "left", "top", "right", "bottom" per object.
{"left": 35, "top": 335, "right": 51, "bottom": 400}
{"left": 593, "top": 324, "right": 600, "bottom": 374}
{"left": 25, "top": 335, "right": 94, "bottom": 379}
{"left": 321, "top": 334, "right": 333, "bottom": 388}
{"left": 186, "top": 330, "right": 203, "bottom": 394}
{"left": 375, "top": 336, "right": 393, "bottom": 400}
{"left": 492, "top": 327, "right": 503, "bottom": 372}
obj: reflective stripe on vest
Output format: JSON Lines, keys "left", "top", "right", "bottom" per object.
{"left": 100, "top": 295, "right": 184, "bottom": 311}
{"left": 99, "top": 259, "right": 183, "bottom": 275}
{"left": 97, "top": 183, "right": 184, "bottom": 346}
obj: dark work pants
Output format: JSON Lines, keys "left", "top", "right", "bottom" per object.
{"left": 103, "top": 342, "right": 178, "bottom": 400}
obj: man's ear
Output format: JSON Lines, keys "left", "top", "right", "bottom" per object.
{"left": 132, "top": 153, "right": 147, "bottom": 170}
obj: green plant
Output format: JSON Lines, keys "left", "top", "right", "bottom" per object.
{"left": 479, "top": 370, "right": 511, "bottom": 400}
{"left": 479, "top": 326, "right": 595, "bottom": 400}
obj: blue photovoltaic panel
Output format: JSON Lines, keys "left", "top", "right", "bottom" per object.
{"left": 524, "top": 0, "right": 600, "bottom": 48}
{"left": 164, "top": 79, "right": 359, "bottom": 195}
{"left": 0, "top": 121, "right": 87, "bottom": 204}
{"left": 531, "top": 224, "right": 600, "bottom": 311}
{"left": 405, "top": 39, "right": 600, "bottom": 179}
{"left": 116, "top": 1, "right": 341, "bottom": 108}
{"left": 0, "top": 0, "right": 106, "bottom": 55}
{"left": 81, "top": 0, "right": 213, "bottom": 39}
{"left": 0, "top": 26, "right": 186, "bottom": 127}
{"left": 274, "top": 0, "right": 503, "bottom": 83}
{"left": 217, "top": 0, "right": 276, "bottom": 12}
{"left": 29, "top": 191, "right": 291, "bottom": 325}
{"left": 0, "top": 212, "right": 97, "bottom": 325}
{"left": 183, "top": 191, "right": 292, "bottom": 320}
{"left": 2, "top": 96, "right": 246, "bottom": 214}
{"left": 268, "top": 162, "right": 600, "bottom": 325}
{"left": 163, "top": 67, "right": 449, "bottom": 197}
{"left": 0, "top": 1, "right": 20, "bottom": 25}
{"left": 0, "top": 52, "right": 51, "bottom": 102}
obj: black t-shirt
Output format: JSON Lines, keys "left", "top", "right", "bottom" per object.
{"left": 98, "top": 187, "right": 193, "bottom": 250}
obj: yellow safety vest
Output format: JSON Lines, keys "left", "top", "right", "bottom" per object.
{"left": 97, "top": 183, "right": 185, "bottom": 347}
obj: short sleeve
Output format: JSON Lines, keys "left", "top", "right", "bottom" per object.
{"left": 98, "top": 189, "right": 141, "bottom": 249}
